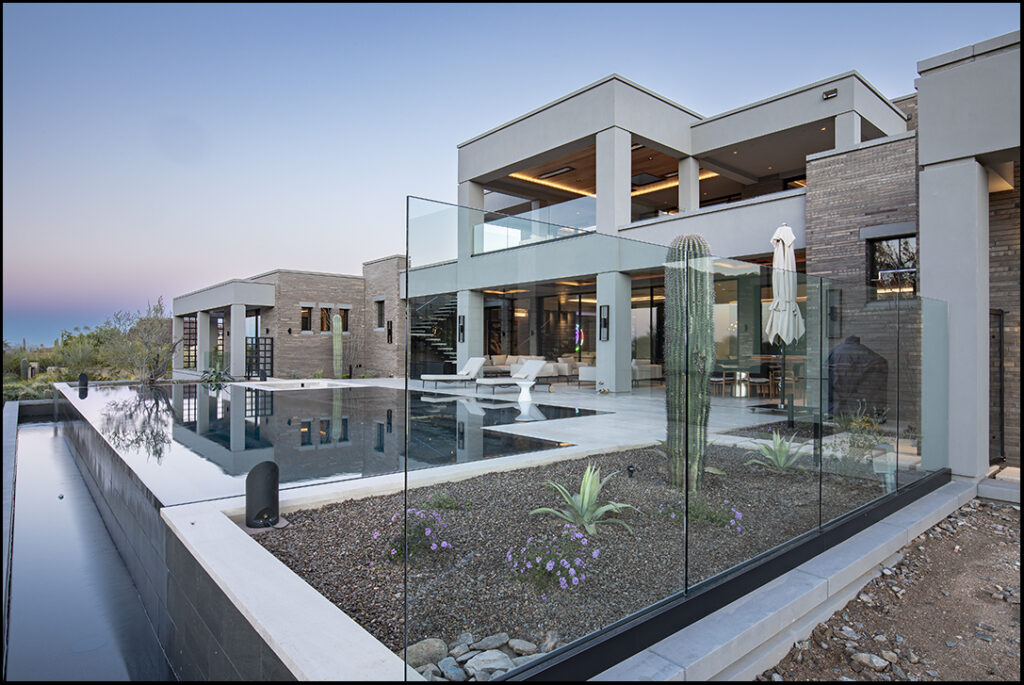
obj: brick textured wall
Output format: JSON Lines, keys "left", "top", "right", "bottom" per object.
{"left": 251, "top": 271, "right": 366, "bottom": 378}
{"left": 989, "top": 161, "right": 1020, "bottom": 462}
{"left": 360, "top": 256, "right": 408, "bottom": 378}
{"left": 891, "top": 94, "right": 918, "bottom": 131}
{"left": 805, "top": 135, "right": 922, "bottom": 430}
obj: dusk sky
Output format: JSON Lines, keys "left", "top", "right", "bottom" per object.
{"left": 3, "top": 3, "right": 1019, "bottom": 347}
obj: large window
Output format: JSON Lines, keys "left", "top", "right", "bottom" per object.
{"left": 300, "top": 306, "right": 312, "bottom": 331}
{"left": 320, "top": 308, "right": 332, "bottom": 332}
{"left": 337, "top": 308, "right": 349, "bottom": 332}
{"left": 182, "top": 315, "right": 197, "bottom": 369}
{"left": 375, "top": 300, "right": 385, "bottom": 328}
{"left": 869, "top": 236, "right": 917, "bottom": 299}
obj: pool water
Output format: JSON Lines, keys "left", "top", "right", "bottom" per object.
{"left": 56, "top": 383, "right": 602, "bottom": 506}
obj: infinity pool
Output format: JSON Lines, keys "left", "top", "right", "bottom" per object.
{"left": 56, "top": 382, "right": 601, "bottom": 506}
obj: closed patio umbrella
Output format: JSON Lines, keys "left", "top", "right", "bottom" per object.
{"left": 764, "top": 223, "right": 805, "bottom": 416}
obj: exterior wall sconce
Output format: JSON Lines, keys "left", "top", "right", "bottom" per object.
{"left": 457, "top": 421, "right": 465, "bottom": 450}
{"left": 599, "top": 305, "right": 610, "bottom": 341}
{"left": 287, "top": 327, "right": 292, "bottom": 335}
{"left": 386, "top": 321, "right": 393, "bottom": 344}
{"left": 386, "top": 409, "right": 393, "bottom": 433}
{"left": 458, "top": 315, "right": 465, "bottom": 343}
{"left": 822, "top": 88, "right": 838, "bottom": 100}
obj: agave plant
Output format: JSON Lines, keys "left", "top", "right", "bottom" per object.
{"left": 530, "top": 463, "right": 638, "bottom": 535}
{"left": 744, "top": 431, "right": 809, "bottom": 472}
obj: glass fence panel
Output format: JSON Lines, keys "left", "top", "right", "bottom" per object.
{"left": 820, "top": 280, "right": 899, "bottom": 522}
{"left": 917, "top": 295, "right": 949, "bottom": 475}
{"left": 684, "top": 256, "right": 824, "bottom": 587}
{"left": 403, "top": 196, "right": 951, "bottom": 678}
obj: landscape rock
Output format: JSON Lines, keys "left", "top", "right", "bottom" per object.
{"left": 450, "top": 643, "right": 471, "bottom": 659}
{"left": 539, "top": 631, "right": 560, "bottom": 653}
{"left": 449, "top": 633, "right": 474, "bottom": 650}
{"left": 464, "top": 649, "right": 515, "bottom": 675}
{"left": 507, "top": 639, "right": 538, "bottom": 656}
{"left": 470, "top": 633, "right": 510, "bottom": 651}
{"left": 851, "top": 652, "right": 890, "bottom": 672}
{"left": 407, "top": 639, "right": 448, "bottom": 669}
{"left": 438, "top": 656, "right": 467, "bottom": 682}
{"left": 839, "top": 626, "right": 860, "bottom": 640}
{"left": 881, "top": 650, "right": 898, "bottom": 663}
{"left": 512, "top": 653, "right": 541, "bottom": 668}
{"left": 417, "top": 663, "right": 441, "bottom": 678}
{"left": 455, "top": 650, "right": 480, "bottom": 664}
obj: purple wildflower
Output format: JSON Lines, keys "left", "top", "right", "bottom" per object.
{"left": 526, "top": 561, "right": 533, "bottom": 569}
{"left": 546, "top": 561, "right": 555, "bottom": 571}
{"left": 572, "top": 576, "right": 579, "bottom": 586}
{"left": 592, "top": 549, "right": 600, "bottom": 559}
{"left": 424, "top": 527, "right": 431, "bottom": 536}
{"left": 581, "top": 538, "right": 588, "bottom": 545}
{"left": 431, "top": 543, "right": 437, "bottom": 551}
{"left": 559, "top": 577, "right": 568, "bottom": 589}
{"left": 373, "top": 531, "right": 380, "bottom": 539}
{"left": 441, "top": 541, "right": 450, "bottom": 548}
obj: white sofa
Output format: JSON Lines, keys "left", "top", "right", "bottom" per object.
{"left": 632, "top": 359, "right": 663, "bottom": 384}
{"left": 482, "top": 354, "right": 544, "bottom": 375}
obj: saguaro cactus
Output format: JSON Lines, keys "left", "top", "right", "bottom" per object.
{"left": 332, "top": 314, "right": 344, "bottom": 378}
{"left": 664, "top": 234, "right": 714, "bottom": 492}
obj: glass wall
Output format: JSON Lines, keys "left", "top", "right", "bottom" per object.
{"left": 399, "top": 196, "right": 949, "bottom": 680}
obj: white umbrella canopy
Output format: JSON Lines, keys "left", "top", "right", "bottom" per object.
{"left": 764, "top": 223, "right": 806, "bottom": 345}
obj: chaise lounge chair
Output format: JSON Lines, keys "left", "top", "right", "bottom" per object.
{"left": 421, "top": 357, "right": 486, "bottom": 389}
{"left": 474, "top": 359, "right": 548, "bottom": 399}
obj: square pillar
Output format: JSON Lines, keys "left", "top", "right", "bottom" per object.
{"left": 834, "top": 111, "right": 862, "bottom": 150}
{"left": 230, "top": 303, "right": 246, "bottom": 377}
{"left": 596, "top": 272, "right": 632, "bottom": 392}
{"left": 196, "top": 310, "right": 211, "bottom": 372}
{"left": 172, "top": 316, "right": 184, "bottom": 371}
{"left": 678, "top": 157, "right": 700, "bottom": 213}
{"left": 229, "top": 385, "right": 246, "bottom": 452}
{"left": 919, "top": 158, "right": 988, "bottom": 478}
{"left": 458, "top": 181, "right": 485, "bottom": 260}
{"left": 596, "top": 127, "right": 632, "bottom": 234}
{"left": 456, "top": 290, "right": 484, "bottom": 369}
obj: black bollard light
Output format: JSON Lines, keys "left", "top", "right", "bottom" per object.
{"left": 78, "top": 372, "right": 89, "bottom": 400}
{"left": 627, "top": 465, "right": 636, "bottom": 478}
{"left": 245, "top": 461, "right": 279, "bottom": 528}
{"left": 259, "top": 369, "right": 267, "bottom": 382}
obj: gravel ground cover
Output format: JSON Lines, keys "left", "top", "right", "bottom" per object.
{"left": 258, "top": 444, "right": 889, "bottom": 660}
{"left": 758, "top": 498, "right": 1020, "bottom": 682}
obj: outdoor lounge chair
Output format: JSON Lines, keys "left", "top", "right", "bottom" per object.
{"left": 421, "top": 357, "right": 486, "bottom": 389}
{"left": 474, "top": 359, "right": 547, "bottom": 395}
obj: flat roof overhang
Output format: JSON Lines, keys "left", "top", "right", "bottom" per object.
{"left": 457, "top": 75, "right": 701, "bottom": 185}
{"left": 172, "top": 280, "right": 276, "bottom": 317}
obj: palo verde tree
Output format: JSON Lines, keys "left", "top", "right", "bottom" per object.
{"left": 664, "top": 234, "right": 714, "bottom": 492}
{"left": 94, "top": 297, "right": 182, "bottom": 383}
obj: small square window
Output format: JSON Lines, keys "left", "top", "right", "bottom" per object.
{"left": 869, "top": 236, "right": 917, "bottom": 300}
{"left": 300, "top": 420, "right": 312, "bottom": 446}
{"left": 376, "top": 300, "right": 385, "bottom": 328}
{"left": 300, "top": 306, "right": 312, "bottom": 331}
{"left": 320, "top": 308, "right": 332, "bottom": 332}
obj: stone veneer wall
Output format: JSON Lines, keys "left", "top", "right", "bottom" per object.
{"left": 989, "top": 161, "right": 1020, "bottom": 463}
{"left": 250, "top": 271, "right": 366, "bottom": 379}
{"left": 804, "top": 132, "right": 921, "bottom": 430}
{"left": 360, "top": 255, "right": 408, "bottom": 378}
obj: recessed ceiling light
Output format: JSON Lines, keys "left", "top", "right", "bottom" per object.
{"left": 631, "top": 144, "right": 644, "bottom": 151}
{"left": 664, "top": 171, "right": 678, "bottom": 178}
{"left": 538, "top": 166, "right": 574, "bottom": 179}
{"left": 767, "top": 166, "right": 773, "bottom": 170}
{"left": 821, "top": 127, "right": 827, "bottom": 131}
{"left": 733, "top": 150, "right": 738, "bottom": 155}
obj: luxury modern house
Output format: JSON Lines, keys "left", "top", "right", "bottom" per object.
{"left": 50, "top": 28, "right": 1015, "bottom": 681}
{"left": 171, "top": 255, "right": 407, "bottom": 380}
{"left": 407, "top": 30, "right": 1020, "bottom": 485}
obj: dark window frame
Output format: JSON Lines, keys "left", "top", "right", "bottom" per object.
{"left": 867, "top": 235, "right": 918, "bottom": 299}
{"left": 320, "top": 307, "right": 332, "bottom": 332}
{"left": 300, "top": 306, "right": 312, "bottom": 332}
{"left": 375, "top": 300, "right": 385, "bottom": 328}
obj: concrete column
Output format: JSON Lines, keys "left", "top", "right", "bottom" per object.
{"left": 229, "top": 303, "right": 246, "bottom": 377}
{"left": 456, "top": 289, "right": 484, "bottom": 369}
{"left": 229, "top": 385, "right": 246, "bottom": 452}
{"left": 678, "top": 157, "right": 700, "bottom": 213}
{"left": 596, "top": 272, "right": 632, "bottom": 392}
{"left": 455, "top": 400, "right": 484, "bottom": 463}
{"left": 834, "top": 111, "right": 862, "bottom": 149}
{"left": 919, "top": 158, "right": 988, "bottom": 479}
{"left": 458, "top": 181, "right": 485, "bottom": 261}
{"left": 596, "top": 127, "right": 632, "bottom": 234}
{"left": 196, "top": 387, "right": 210, "bottom": 435}
{"left": 172, "top": 316, "right": 184, "bottom": 372}
{"left": 736, "top": 272, "right": 762, "bottom": 363}
{"left": 196, "top": 310, "right": 211, "bottom": 372}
